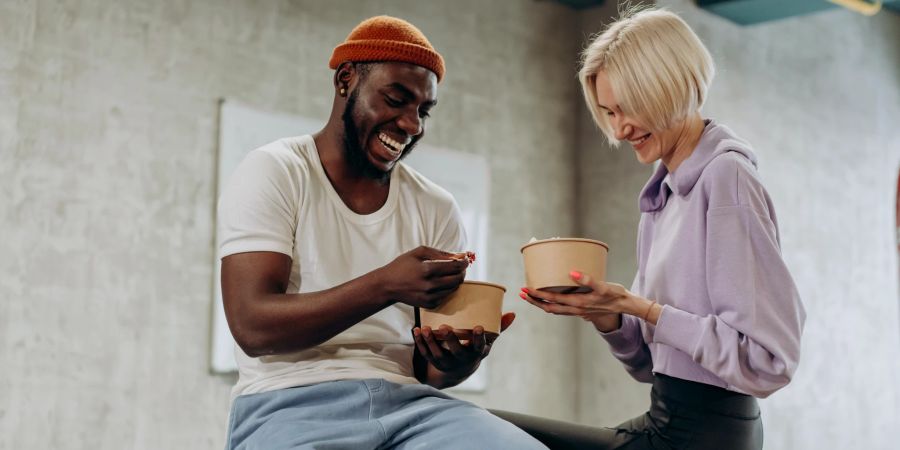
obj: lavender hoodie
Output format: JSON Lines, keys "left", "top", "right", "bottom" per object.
{"left": 601, "top": 120, "right": 806, "bottom": 398}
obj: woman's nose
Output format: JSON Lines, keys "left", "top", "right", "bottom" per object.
{"left": 614, "top": 122, "right": 633, "bottom": 141}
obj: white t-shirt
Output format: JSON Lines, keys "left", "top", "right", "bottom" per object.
{"left": 218, "top": 135, "right": 467, "bottom": 398}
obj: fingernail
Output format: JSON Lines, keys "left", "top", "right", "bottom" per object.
{"left": 570, "top": 270, "right": 582, "bottom": 280}
{"left": 413, "top": 328, "right": 420, "bottom": 337}
{"left": 521, "top": 287, "right": 529, "bottom": 293}
{"left": 519, "top": 293, "right": 527, "bottom": 299}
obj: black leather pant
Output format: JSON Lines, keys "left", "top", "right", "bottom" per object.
{"left": 599, "top": 373, "right": 763, "bottom": 450}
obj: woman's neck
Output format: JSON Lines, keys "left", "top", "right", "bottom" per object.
{"left": 662, "top": 114, "right": 706, "bottom": 173}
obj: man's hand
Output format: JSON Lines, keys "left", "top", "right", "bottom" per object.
{"left": 413, "top": 312, "right": 515, "bottom": 388}
{"left": 376, "top": 246, "right": 471, "bottom": 309}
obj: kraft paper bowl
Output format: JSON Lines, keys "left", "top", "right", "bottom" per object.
{"left": 520, "top": 238, "right": 608, "bottom": 294}
{"left": 419, "top": 280, "right": 505, "bottom": 340}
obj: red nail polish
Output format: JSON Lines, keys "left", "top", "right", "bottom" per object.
{"left": 519, "top": 293, "right": 527, "bottom": 299}
{"left": 521, "top": 287, "right": 529, "bottom": 293}
{"left": 570, "top": 270, "right": 582, "bottom": 280}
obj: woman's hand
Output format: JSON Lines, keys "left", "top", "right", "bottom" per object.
{"left": 519, "top": 271, "right": 659, "bottom": 332}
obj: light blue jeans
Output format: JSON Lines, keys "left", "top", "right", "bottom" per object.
{"left": 226, "top": 378, "right": 548, "bottom": 450}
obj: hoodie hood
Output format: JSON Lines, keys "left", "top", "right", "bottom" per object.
{"left": 638, "top": 119, "right": 758, "bottom": 212}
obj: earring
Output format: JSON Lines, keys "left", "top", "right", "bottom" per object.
{"left": 339, "top": 88, "right": 346, "bottom": 96}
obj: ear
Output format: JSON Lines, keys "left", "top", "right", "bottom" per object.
{"left": 333, "top": 61, "right": 355, "bottom": 97}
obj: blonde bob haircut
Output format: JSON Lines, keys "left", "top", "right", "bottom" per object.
{"left": 579, "top": 8, "right": 714, "bottom": 145}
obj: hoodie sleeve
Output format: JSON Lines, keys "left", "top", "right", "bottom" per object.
{"left": 600, "top": 313, "right": 654, "bottom": 383}
{"left": 652, "top": 156, "right": 806, "bottom": 398}
{"left": 599, "top": 269, "right": 654, "bottom": 382}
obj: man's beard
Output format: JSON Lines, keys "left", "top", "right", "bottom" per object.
{"left": 341, "top": 89, "right": 418, "bottom": 184}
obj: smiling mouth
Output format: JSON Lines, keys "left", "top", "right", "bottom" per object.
{"left": 630, "top": 133, "right": 651, "bottom": 147}
{"left": 377, "top": 132, "right": 407, "bottom": 157}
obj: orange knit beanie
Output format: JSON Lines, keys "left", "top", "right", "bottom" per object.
{"left": 329, "top": 15, "right": 445, "bottom": 82}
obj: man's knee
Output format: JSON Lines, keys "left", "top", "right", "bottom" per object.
{"left": 422, "top": 405, "right": 548, "bottom": 449}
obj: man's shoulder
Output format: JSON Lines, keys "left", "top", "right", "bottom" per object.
{"left": 394, "top": 162, "right": 456, "bottom": 208}
{"left": 251, "top": 135, "right": 314, "bottom": 167}
{"left": 225, "top": 136, "right": 317, "bottom": 204}
{"left": 237, "top": 136, "right": 316, "bottom": 184}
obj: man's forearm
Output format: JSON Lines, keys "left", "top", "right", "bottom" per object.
{"left": 230, "top": 269, "right": 394, "bottom": 357}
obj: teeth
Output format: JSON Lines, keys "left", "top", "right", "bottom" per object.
{"left": 631, "top": 134, "right": 650, "bottom": 146}
{"left": 378, "top": 133, "right": 406, "bottom": 154}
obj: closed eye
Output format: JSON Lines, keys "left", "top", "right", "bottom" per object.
{"left": 599, "top": 105, "right": 613, "bottom": 116}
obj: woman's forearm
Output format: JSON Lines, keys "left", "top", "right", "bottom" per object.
{"left": 622, "top": 294, "right": 662, "bottom": 325}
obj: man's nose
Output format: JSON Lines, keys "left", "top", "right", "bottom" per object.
{"left": 397, "top": 111, "right": 423, "bottom": 137}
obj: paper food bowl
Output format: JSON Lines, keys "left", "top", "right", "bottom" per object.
{"left": 419, "top": 280, "right": 505, "bottom": 340}
{"left": 520, "top": 238, "right": 608, "bottom": 293}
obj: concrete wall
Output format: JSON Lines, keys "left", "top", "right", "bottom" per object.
{"left": 0, "top": 1, "right": 583, "bottom": 448}
{"left": 3, "top": 0, "right": 899, "bottom": 449}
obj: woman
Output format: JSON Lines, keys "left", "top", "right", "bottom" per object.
{"left": 520, "top": 8, "right": 805, "bottom": 450}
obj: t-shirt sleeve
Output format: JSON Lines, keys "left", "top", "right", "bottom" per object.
{"left": 217, "top": 148, "right": 299, "bottom": 259}
{"left": 598, "top": 269, "right": 653, "bottom": 383}
{"left": 432, "top": 197, "right": 468, "bottom": 253}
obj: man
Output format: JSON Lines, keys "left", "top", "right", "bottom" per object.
{"left": 218, "top": 16, "right": 547, "bottom": 449}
